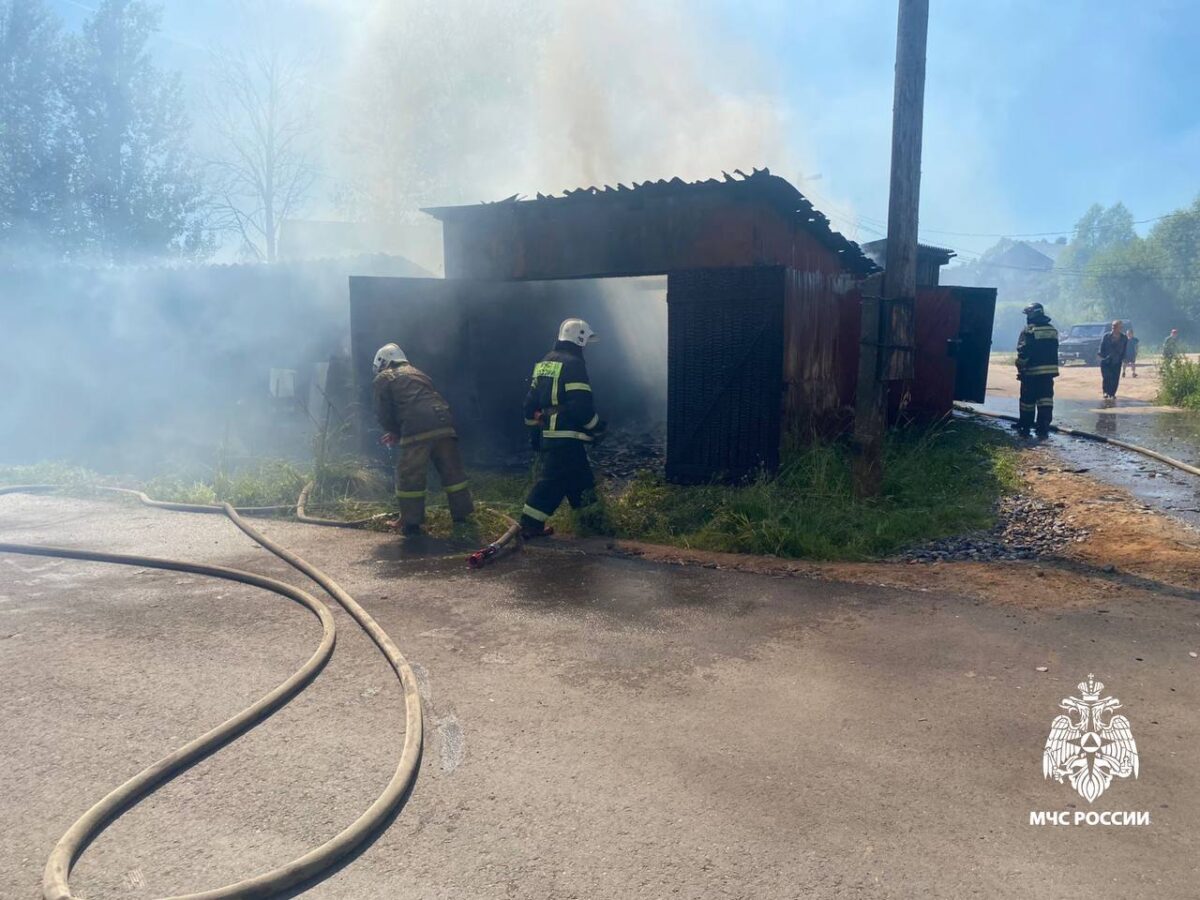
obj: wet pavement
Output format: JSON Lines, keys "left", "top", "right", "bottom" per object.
{"left": 4, "top": 494, "right": 1200, "bottom": 899}
{"left": 967, "top": 392, "right": 1200, "bottom": 529}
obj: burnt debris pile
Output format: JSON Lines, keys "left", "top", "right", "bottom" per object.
{"left": 590, "top": 426, "right": 667, "bottom": 482}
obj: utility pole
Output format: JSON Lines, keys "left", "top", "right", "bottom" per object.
{"left": 852, "top": 0, "right": 929, "bottom": 498}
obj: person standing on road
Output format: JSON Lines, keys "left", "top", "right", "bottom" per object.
{"left": 1123, "top": 328, "right": 1140, "bottom": 378}
{"left": 1098, "top": 320, "right": 1128, "bottom": 400}
{"left": 1162, "top": 328, "right": 1181, "bottom": 361}
{"left": 371, "top": 342, "right": 474, "bottom": 535}
{"left": 518, "top": 318, "right": 607, "bottom": 539}
{"left": 1014, "top": 302, "right": 1059, "bottom": 439}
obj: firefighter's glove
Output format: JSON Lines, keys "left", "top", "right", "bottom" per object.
{"left": 589, "top": 419, "right": 609, "bottom": 445}
{"left": 381, "top": 432, "right": 398, "bottom": 448}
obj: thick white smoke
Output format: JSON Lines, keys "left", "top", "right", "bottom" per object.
{"left": 319, "top": 0, "right": 798, "bottom": 213}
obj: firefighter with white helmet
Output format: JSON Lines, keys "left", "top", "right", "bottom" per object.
{"left": 518, "top": 318, "right": 606, "bottom": 537}
{"left": 371, "top": 343, "right": 473, "bottom": 534}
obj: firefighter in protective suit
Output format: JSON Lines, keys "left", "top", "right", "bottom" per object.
{"left": 371, "top": 343, "right": 474, "bottom": 534}
{"left": 519, "top": 319, "right": 606, "bottom": 538}
{"left": 1014, "top": 303, "right": 1059, "bottom": 438}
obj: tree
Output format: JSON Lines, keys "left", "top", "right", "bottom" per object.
{"left": 66, "top": 0, "right": 210, "bottom": 262}
{"left": 205, "top": 43, "right": 318, "bottom": 262}
{"left": 1084, "top": 238, "right": 1176, "bottom": 334}
{"left": 0, "top": 0, "right": 72, "bottom": 258}
{"left": 1054, "top": 202, "right": 1137, "bottom": 317}
{"left": 1075, "top": 197, "right": 1200, "bottom": 338}
{"left": 1057, "top": 202, "right": 1136, "bottom": 273}
{"left": 1145, "top": 196, "right": 1200, "bottom": 325}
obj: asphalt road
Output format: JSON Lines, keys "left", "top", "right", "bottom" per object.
{"left": 2, "top": 495, "right": 1198, "bottom": 899}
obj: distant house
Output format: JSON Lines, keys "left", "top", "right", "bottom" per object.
{"left": 942, "top": 236, "right": 1069, "bottom": 350}
{"left": 977, "top": 238, "right": 1067, "bottom": 273}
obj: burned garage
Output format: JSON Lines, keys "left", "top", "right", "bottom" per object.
{"left": 350, "top": 169, "right": 997, "bottom": 482}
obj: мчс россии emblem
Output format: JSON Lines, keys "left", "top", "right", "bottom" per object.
{"left": 1043, "top": 674, "right": 1139, "bottom": 804}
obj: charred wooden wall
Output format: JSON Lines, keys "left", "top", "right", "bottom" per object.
{"left": 782, "top": 268, "right": 863, "bottom": 440}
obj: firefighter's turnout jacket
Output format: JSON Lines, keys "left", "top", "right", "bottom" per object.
{"left": 372, "top": 362, "right": 457, "bottom": 446}
{"left": 520, "top": 341, "right": 602, "bottom": 531}
{"left": 1015, "top": 314, "right": 1059, "bottom": 380}
{"left": 372, "top": 362, "right": 472, "bottom": 525}
{"left": 1015, "top": 313, "right": 1059, "bottom": 435}
{"left": 522, "top": 341, "right": 601, "bottom": 442}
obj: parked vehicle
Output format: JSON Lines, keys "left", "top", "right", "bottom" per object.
{"left": 1058, "top": 321, "right": 1134, "bottom": 366}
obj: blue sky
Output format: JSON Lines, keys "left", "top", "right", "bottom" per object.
{"left": 49, "top": 0, "right": 1200, "bottom": 260}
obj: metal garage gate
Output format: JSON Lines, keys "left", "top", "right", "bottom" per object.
{"left": 666, "top": 267, "right": 785, "bottom": 484}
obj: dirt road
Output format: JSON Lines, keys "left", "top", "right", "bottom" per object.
{"left": 3, "top": 487, "right": 1199, "bottom": 900}
{"left": 988, "top": 357, "right": 1165, "bottom": 404}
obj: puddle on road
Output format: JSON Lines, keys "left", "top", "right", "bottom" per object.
{"left": 494, "top": 552, "right": 735, "bottom": 621}
{"left": 970, "top": 395, "right": 1200, "bottom": 529}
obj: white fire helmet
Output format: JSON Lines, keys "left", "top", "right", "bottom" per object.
{"left": 558, "top": 318, "right": 597, "bottom": 347}
{"left": 372, "top": 342, "right": 408, "bottom": 374}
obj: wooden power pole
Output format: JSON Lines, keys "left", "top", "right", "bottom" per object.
{"left": 852, "top": 0, "right": 929, "bottom": 498}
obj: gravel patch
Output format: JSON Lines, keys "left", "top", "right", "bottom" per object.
{"left": 899, "top": 494, "right": 1090, "bottom": 562}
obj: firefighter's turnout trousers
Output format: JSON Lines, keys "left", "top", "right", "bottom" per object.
{"left": 521, "top": 441, "right": 597, "bottom": 529}
{"left": 396, "top": 436, "right": 473, "bottom": 526}
{"left": 1018, "top": 375, "right": 1055, "bottom": 435}
{"left": 372, "top": 361, "right": 473, "bottom": 526}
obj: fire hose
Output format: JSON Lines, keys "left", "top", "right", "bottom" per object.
{"left": 0, "top": 484, "right": 424, "bottom": 899}
{"left": 12, "top": 479, "right": 523, "bottom": 564}
{"left": 292, "top": 479, "right": 522, "bottom": 565}
{"left": 954, "top": 404, "right": 1200, "bottom": 478}
{"left": 466, "top": 520, "right": 522, "bottom": 569}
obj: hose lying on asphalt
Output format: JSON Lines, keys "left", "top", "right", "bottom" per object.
{"left": 295, "top": 480, "right": 390, "bottom": 529}
{"left": 293, "top": 479, "right": 522, "bottom": 566}
{"left": 954, "top": 404, "right": 1200, "bottom": 478}
{"left": 10, "top": 480, "right": 521, "bottom": 568}
{"left": 467, "top": 520, "right": 522, "bottom": 569}
{"left": 0, "top": 485, "right": 424, "bottom": 900}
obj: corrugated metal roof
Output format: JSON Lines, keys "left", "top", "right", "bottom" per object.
{"left": 861, "top": 238, "right": 956, "bottom": 266}
{"left": 423, "top": 168, "right": 880, "bottom": 275}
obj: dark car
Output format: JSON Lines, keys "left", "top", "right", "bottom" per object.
{"left": 1058, "top": 321, "right": 1134, "bottom": 366}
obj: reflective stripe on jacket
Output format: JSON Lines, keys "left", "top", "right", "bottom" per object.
{"left": 523, "top": 341, "right": 599, "bottom": 442}
{"left": 372, "top": 363, "right": 457, "bottom": 445}
{"left": 1016, "top": 316, "right": 1059, "bottom": 379}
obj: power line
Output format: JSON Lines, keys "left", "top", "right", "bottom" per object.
{"left": 804, "top": 182, "right": 1194, "bottom": 244}
{"left": 944, "top": 243, "right": 1196, "bottom": 279}
{"left": 917, "top": 210, "right": 1191, "bottom": 239}
{"left": 815, "top": 200, "right": 1197, "bottom": 281}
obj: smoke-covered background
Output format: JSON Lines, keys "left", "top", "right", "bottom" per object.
{"left": 3, "top": 0, "right": 1199, "bottom": 473}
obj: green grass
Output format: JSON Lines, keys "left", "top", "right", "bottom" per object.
{"left": 1159, "top": 356, "right": 1200, "bottom": 410}
{"left": 143, "top": 460, "right": 309, "bottom": 508}
{"left": 0, "top": 461, "right": 105, "bottom": 489}
{"left": 0, "top": 459, "right": 308, "bottom": 508}
{"left": 577, "top": 419, "right": 1019, "bottom": 561}
{"left": 2, "top": 420, "right": 1019, "bottom": 559}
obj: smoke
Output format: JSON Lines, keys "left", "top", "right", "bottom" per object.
{"left": 322, "top": 0, "right": 796, "bottom": 212}
{"left": 2, "top": 0, "right": 814, "bottom": 471}
{"left": 313, "top": 0, "right": 797, "bottom": 427}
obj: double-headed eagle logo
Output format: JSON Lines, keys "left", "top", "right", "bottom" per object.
{"left": 1043, "top": 674, "right": 1139, "bottom": 803}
